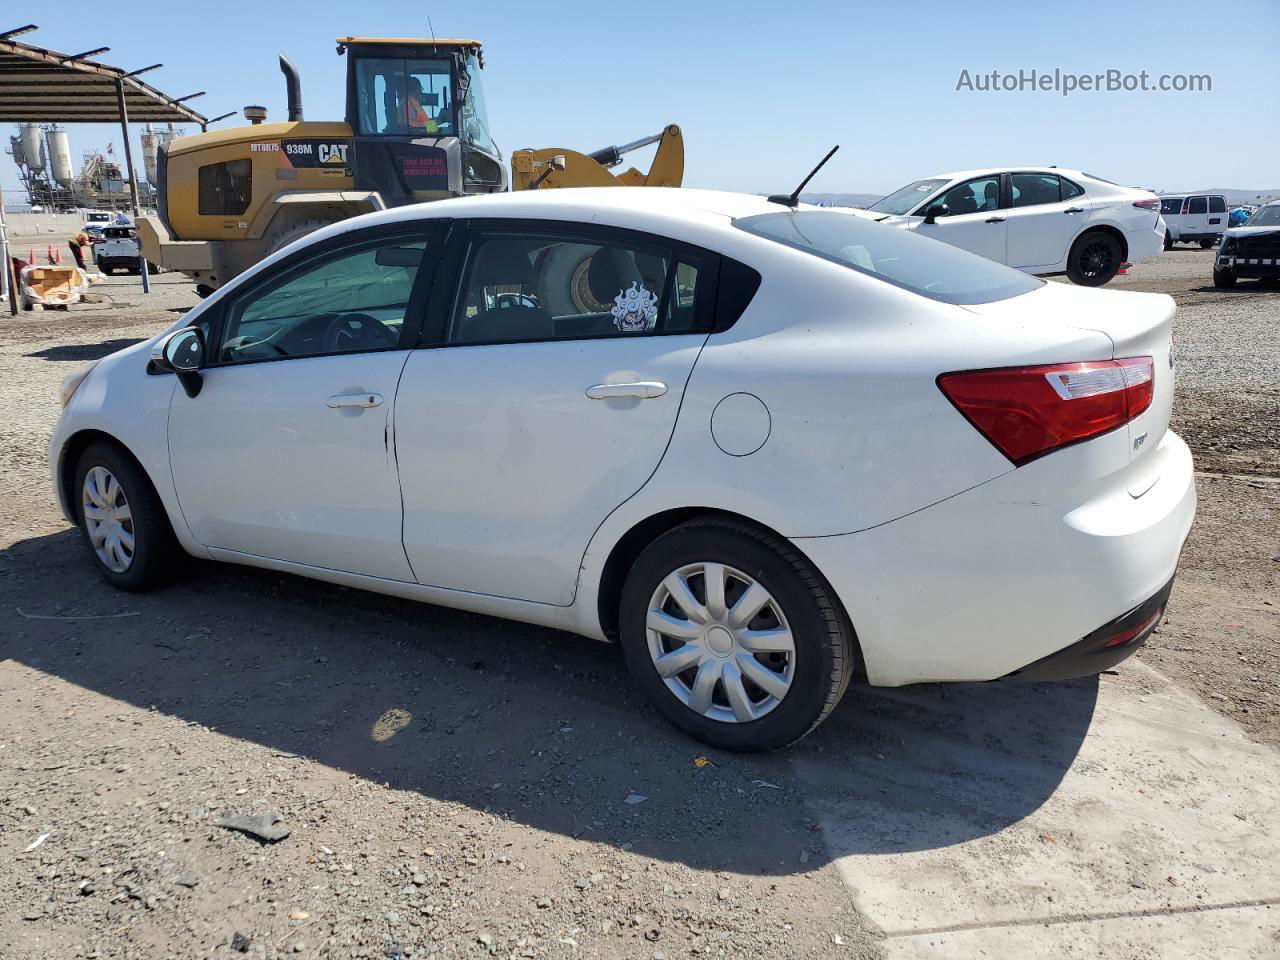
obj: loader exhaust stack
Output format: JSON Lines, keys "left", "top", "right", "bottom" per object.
{"left": 279, "top": 54, "right": 303, "bottom": 122}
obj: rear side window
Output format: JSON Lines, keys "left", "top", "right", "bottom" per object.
{"left": 1011, "top": 173, "right": 1063, "bottom": 208}
{"left": 1208, "top": 196, "right": 1227, "bottom": 213}
{"left": 1160, "top": 198, "right": 1183, "bottom": 215}
{"left": 1060, "top": 177, "right": 1084, "bottom": 200}
{"left": 1188, "top": 197, "right": 1208, "bottom": 215}
{"left": 736, "top": 210, "right": 1042, "bottom": 306}
{"left": 449, "top": 231, "right": 712, "bottom": 344}
{"left": 198, "top": 159, "right": 252, "bottom": 216}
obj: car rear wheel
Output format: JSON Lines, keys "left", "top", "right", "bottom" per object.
{"left": 74, "top": 442, "right": 183, "bottom": 592}
{"left": 1067, "top": 230, "right": 1123, "bottom": 286}
{"left": 1199, "top": 239, "right": 1216, "bottom": 249}
{"left": 1213, "top": 267, "right": 1236, "bottom": 288}
{"left": 619, "top": 518, "right": 854, "bottom": 751}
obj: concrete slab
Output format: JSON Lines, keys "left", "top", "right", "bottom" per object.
{"left": 794, "top": 662, "right": 1280, "bottom": 953}
{"left": 883, "top": 905, "right": 1280, "bottom": 959}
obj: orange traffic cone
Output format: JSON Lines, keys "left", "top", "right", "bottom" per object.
{"left": 1117, "top": 262, "right": 1130, "bottom": 276}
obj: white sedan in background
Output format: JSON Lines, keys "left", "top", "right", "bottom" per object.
{"left": 50, "top": 188, "right": 1194, "bottom": 751}
{"left": 859, "top": 167, "right": 1165, "bottom": 286}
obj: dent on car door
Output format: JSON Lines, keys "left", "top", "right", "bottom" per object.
{"left": 395, "top": 222, "right": 718, "bottom": 606}
{"left": 166, "top": 224, "right": 446, "bottom": 580}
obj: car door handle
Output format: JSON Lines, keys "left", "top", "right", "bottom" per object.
{"left": 1064, "top": 207, "right": 1085, "bottom": 214}
{"left": 985, "top": 216, "right": 1005, "bottom": 223}
{"left": 326, "top": 392, "right": 383, "bottom": 409}
{"left": 585, "top": 381, "right": 668, "bottom": 400}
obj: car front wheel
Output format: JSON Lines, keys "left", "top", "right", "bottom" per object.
{"left": 74, "top": 442, "right": 182, "bottom": 591}
{"left": 619, "top": 518, "right": 855, "bottom": 751}
{"left": 1213, "top": 267, "right": 1236, "bottom": 288}
{"left": 1067, "top": 230, "right": 1123, "bottom": 286}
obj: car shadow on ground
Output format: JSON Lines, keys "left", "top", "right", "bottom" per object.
{"left": 2, "top": 528, "right": 1098, "bottom": 875}
{"left": 25, "top": 338, "right": 145, "bottom": 362}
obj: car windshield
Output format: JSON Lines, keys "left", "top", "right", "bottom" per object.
{"left": 1245, "top": 205, "right": 1280, "bottom": 227}
{"left": 866, "top": 179, "right": 949, "bottom": 215}
{"left": 355, "top": 57, "right": 455, "bottom": 136}
{"left": 736, "top": 210, "right": 1043, "bottom": 305}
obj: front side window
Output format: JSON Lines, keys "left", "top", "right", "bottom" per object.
{"left": 459, "top": 53, "right": 497, "bottom": 155}
{"left": 934, "top": 176, "right": 1002, "bottom": 216}
{"left": 736, "top": 210, "right": 1042, "bottom": 306}
{"left": 356, "top": 57, "right": 454, "bottom": 136}
{"left": 449, "top": 232, "right": 705, "bottom": 345}
{"left": 1011, "top": 173, "right": 1063, "bottom": 208}
{"left": 867, "top": 178, "right": 949, "bottom": 215}
{"left": 198, "top": 159, "right": 251, "bottom": 216}
{"left": 1188, "top": 196, "right": 1208, "bottom": 215}
{"left": 1160, "top": 197, "right": 1183, "bottom": 216}
{"left": 218, "top": 236, "right": 431, "bottom": 363}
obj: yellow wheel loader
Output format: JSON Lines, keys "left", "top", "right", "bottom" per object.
{"left": 139, "top": 37, "right": 683, "bottom": 295}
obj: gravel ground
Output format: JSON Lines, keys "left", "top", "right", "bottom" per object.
{"left": 1, "top": 253, "right": 1276, "bottom": 958}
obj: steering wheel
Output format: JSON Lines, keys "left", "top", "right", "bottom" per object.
{"left": 321, "top": 313, "right": 398, "bottom": 352}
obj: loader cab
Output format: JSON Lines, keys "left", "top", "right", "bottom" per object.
{"left": 339, "top": 37, "right": 507, "bottom": 203}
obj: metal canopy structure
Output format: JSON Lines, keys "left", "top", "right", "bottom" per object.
{"left": 0, "top": 28, "right": 208, "bottom": 125}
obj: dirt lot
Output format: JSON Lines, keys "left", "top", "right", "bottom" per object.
{"left": 1, "top": 251, "right": 1276, "bottom": 959}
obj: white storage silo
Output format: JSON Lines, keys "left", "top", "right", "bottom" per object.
{"left": 141, "top": 126, "right": 161, "bottom": 184}
{"left": 48, "top": 126, "right": 74, "bottom": 186}
{"left": 20, "top": 123, "right": 44, "bottom": 172}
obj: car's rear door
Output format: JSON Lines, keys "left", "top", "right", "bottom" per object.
{"left": 1185, "top": 195, "right": 1209, "bottom": 236}
{"left": 1005, "top": 173, "right": 1089, "bottom": 269}
{"left": 167, "top": 222, "right": 446, "bottom": 581}
{"left": 1207, "top": 196, "right": 1227, "bottom": 236}
{"left": 394, "top": 219, "right": 716, "bottom": 605}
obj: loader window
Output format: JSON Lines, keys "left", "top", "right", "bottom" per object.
{"left": 197, "top": 159, "right": 252, "bottom": 216}
{"left": 356, "top": 57, "right": 455, "bottom": 136}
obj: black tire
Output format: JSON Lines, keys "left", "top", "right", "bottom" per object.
{"left": 1199, "top": 239, "right": 1215, "bottom": 249}
{"left": 73, "top": 441, "right": 184, "bottom": 592}
{"left": 619, "top": 518, "right": 855, "bottom": 752}
{"left": 263, "top": 217, "right": 339, "bottom": 258}
{"left": 1163, "top": 231, "right": 1173, "bottom": 251}
{"left": 1213, "top": 267, "right": 1237, "bottom": 288}
{"left": 1066, "top": 230, "right": 1123, "bottom": 286}
{"left": 195, "top": 284, "right": 215, "bottom": 299}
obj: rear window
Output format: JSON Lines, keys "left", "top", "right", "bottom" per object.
{"left": 736, "top": 210, "right": 1043, "bottom": 306}
{"left": 1160, "top": 198, "right": 1183, "bottom": 215}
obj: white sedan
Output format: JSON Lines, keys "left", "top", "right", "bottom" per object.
{"left": 859, "top": 167, "right": 1166, "bottom": 286}
{"left": 50, "top": 188, "right": 1195, "bottom": 751}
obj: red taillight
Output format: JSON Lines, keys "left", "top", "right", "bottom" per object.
{"left": 1132, "top": 198, "right": 1161, "bottom": 210}
{"left": 1102, "top": 607, "right": 1163, "bottom": 648}
{"left": 938, "top": 356, "right": 1154, "bottom": 465}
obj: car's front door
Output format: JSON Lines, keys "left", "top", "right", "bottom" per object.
{"left": 167, "top": 224, "right": 445, "bottom": 580}
{"left": 912, "top": 175, "right": 1008, "bottom": 263}
{"left": 395, "top": 222, "right": 716, "bottom": 605}
{"left": 1005, "top": 172, "right": 1089, "bottom": 269}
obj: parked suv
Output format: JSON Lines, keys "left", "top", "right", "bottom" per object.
{"left": 1214, "top": 199, "right": 1280, "bottom": 287}
{"left": 1159, "top": 194, "right": 1228, "bottom": 248}
{"left": 95, "top": 226, "right": 155, "bottom": 276}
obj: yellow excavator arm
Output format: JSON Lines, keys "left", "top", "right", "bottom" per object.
{"left": 511, "top": 124, "right": 683, "bottom": 191}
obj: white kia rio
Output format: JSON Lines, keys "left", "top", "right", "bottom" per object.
{"left": 860, "top": 168, "right": 1166, "bottom": 286}
{"left": 50, "top": 188, "right": 1195, "bottom": 751}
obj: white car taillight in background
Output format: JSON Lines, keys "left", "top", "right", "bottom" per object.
{"left": 937, "top": 357, "right": 1154, "bottom": 465}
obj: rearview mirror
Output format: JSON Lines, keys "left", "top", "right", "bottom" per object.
{"left": 152, "top": 327, "right": 206, "bottom": 398}
{"left": 922, "top": 203, "right": 950, "bottom": 225}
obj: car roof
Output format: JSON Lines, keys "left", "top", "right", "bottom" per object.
{"left": 347, "top": 187, "right": 789, "bottom": 230}
{"left": 922, "top": 167, "right": 1089, "bottom": 182}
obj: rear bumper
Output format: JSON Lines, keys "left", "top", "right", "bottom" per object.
{"left": 1001, "top": 574, "right": 1174, "bottom": 681}
{"left": 796, "top": 430, "right": 1196, "bottom": 686}
{"left": 1125, "top": 222, "right": 1167, "bottom": 264}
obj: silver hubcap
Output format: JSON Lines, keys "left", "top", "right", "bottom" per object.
{"left": 646, "top": 562, "right": 795, "bottom": 724}
{"left": 82, "top": 466, "right": 134, "bottom": 573}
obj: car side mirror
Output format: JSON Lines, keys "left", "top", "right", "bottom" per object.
{"left": 922, "top": 203, "right": 950, "bottom": 225}
{"left": 152, "top": 327, "right": 206, "bottom": 398}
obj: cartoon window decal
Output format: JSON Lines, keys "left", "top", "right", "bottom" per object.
{"left": 611, "top": 281, "right": 659, "bottom": 332}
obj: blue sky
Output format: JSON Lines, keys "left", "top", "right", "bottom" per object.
{"left": 4, "top": 0, "right": 1278, "bottom": 201}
